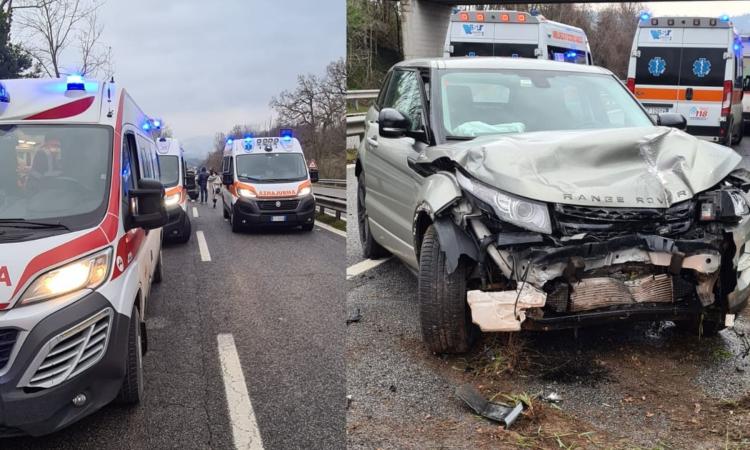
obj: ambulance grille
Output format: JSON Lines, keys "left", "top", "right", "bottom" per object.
{"left": 0, "top": 329, "right": 18, "bottom": 371}
{"left": 258, "top": 200, "right": 299, "bottom": 210}
{"left": 22, "top": 309, "right": 112, "bottom": 389}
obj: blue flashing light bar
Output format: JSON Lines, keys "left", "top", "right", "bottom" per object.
{"left": 280, "top": 128, "right": 293, "bottom": 141}
{"left": 66, "top": 74, "right": 85, "bottom": 91}
{"left": 640, "top": 12, "right": 650, "bottom": 21}
{"left": 227, "top": 138, "right": 234, "bottom": 146}
{"left": 142, "top": 122, "right": 151, "bottom": 131}
{"left": 153, "top": 120, "right": 162, "bottom": 129}
{"left": 0, "top": 83, "right": 9, "bottom": 103}
{"left": 720, "top": 14, "right": 730, "bottom": 22}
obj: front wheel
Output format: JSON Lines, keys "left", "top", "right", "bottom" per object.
{"left": 153, "top": 251, "right": 163, "bottom": 284}
{"left": 418, "top": 225, "right": 477, "bottom": 354}
{"left": 230, "top": 205, "right": 242, "bottom": 233}
{"left": 116, "top": 306, "right": 145, "bottom": 405}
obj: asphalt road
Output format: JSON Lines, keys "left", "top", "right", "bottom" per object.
{"left": 346, "top": 140, "right": 750, "bottom": 448}
{"left": 8, "top": 200, "right": 346, "bottom": 449}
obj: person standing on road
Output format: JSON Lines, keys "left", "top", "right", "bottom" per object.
{"left": 208, "top": 169, "right": 221, "bottom": 208}
{"left": 197, "top": 166, "right": 209, "bottom": 204}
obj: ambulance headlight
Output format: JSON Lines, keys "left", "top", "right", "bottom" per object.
{"left": 238, "top": 188, "right": 257, "bottom": 199}
{"left": 164, "top": 192, "right": 181, "bottom": 207}
{"left": 298, "top": 186, "right": 312, "bottom": 197}
{"left": 19, "top": 248, "right": 112, "bottom": 305}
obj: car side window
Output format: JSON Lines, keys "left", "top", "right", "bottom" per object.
{"left": 382, "top": 70, "right": 424, "bottom": 132}
{"left": 122, "top": 133, "right": 138, "bottom": 197}
{"left": 376, "top": 72, "right": 393, "bottom": 109}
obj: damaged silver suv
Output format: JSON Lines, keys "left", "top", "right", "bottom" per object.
{"left": 356, "top": 57, "right": 750, "bottom": 354}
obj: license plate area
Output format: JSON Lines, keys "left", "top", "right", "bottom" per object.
{"left": 643, "top": 103, "right": 672, "bottom": 115}
{"left": 271, "top": 216, "right": 286, "bottom": 222}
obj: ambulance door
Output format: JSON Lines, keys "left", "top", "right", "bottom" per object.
{"left": 633, "top": 27, "right": 684, "bottom": 116}
{"left": 676, "top": 28, "right": 729, "bottom": 138}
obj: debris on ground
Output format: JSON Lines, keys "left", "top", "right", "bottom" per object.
{"left": 543, "top": 392, "right": 562, "bottom": 403}
{"left": 455, "top": 384, "right": 524, "bottom": 428}
{"left": 346, "top": 308, "right": 362, "bottom": 325}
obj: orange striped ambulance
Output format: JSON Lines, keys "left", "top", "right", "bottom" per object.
{"left": 156, "top": 137, "right": 191, "bottom": 243}
{"left": 220, "top": 130, "right": 316, "bottom": 232}
{"left": 626, "top": 13, "right": 745, "bottom": 145}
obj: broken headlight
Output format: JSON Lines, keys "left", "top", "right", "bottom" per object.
{"left": 698, "top": 189, "right": 749, "bottom": 222}
{"left": 456, "top": 171, "right": 551, "bottom": 234}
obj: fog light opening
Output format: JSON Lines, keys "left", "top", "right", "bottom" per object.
{"left": 72, "top": 393, "right": 87, "bottom": 407}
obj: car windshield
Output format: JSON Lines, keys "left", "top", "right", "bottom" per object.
{"left": 158, "top": 155, "right": 180, "bottom": 187}
{"left": 236, "top": 153, "right": 308, "bottom": 183}
{"left": 0, "top": 125, "right": 112, "bottom": 230}
{"left": 437, "top": 69, "right": 653, "bottom": 139}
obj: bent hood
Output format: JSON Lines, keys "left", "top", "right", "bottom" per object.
{"left": 419, "top": 127, "right": 741, "bottom": 208}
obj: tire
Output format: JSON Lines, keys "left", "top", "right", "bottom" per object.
{"left": 222, "top": 200, "right": 230, "bottom": 219}
{"left": 175, "top": 218, "right": 191, "bottom": 244}
{"left": 418, "top": 225, "right": 477, "bottom": 354}
{"left": 153, "top": 250, "right": 163, "bottom": 284}
{"left": 116, "top": 306, "right": 145, "bottom": 405}
{"left": 357, "top": 171, "right": 389, "bottom": 259}
{"left": 230, "top": 206, "right": 242, "bottom": 233}
{"left": 732, "top": 121, "right": 744, "bottom": 145}
{"left": 724, "top": 119, "right": 736, "bottom": 146}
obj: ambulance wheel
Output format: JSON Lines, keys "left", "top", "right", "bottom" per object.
{"left": 153, "top": 250, "right": 163, "bottom": 284}
{"left": 116, "top": 306, "right": 144, "bottom": 405}
{"left": 732, "top": 123, "right": 744, "bottom": 145}
{"left": 223, "top": 203, "right": 229, "bottom": 219}
{"left": 230, "top": 207, "right": 242, "bottom": 233}
{"left": 175, "top": 219, "right": 191, "bottom": 244}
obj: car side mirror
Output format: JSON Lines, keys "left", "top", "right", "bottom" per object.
{"left": 657, "top": 113, "right": 687, "bottom": 130}
{"left": 222, "top": 172, "right": 234, "bottom": 186}
{"left": 378, "top": 108, "right": 411, "bottom": 138}
{"left": 310, "top": 170, "right": 319, "bottom": 183}
{"left": 127, "top": 179, "right": 167, "bottom": 231}
{"left": 743, "top": 76, "right": 750, "bottom": 92}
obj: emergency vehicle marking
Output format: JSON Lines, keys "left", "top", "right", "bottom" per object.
{"left": 4, "top": 92, "right": 126, "bottom": 308}
{"left": 0, "top": 266, "right": 10, "bottom": 287}
{"left": 634, "top": 87, "right": 723, "bottom": 102}
{"left": 649, "top": 29, "right": 673, "bottom": 41}
{"left": 24, "top": 95, "right": 95, "bottom": 121}
{"left": 692, "top": 58, "right": 712, "bottom": 78}
{"left": 648, "top": 57, "right": 667, "bottom": 77}
{"left": 551, "top": 30, "right": 583, "bottom": 44}
{"left": 462, "top": 24, "right": 485, "bottom": 36}
{"left": 112, "top": 229, "right": 145, "bottom": 280}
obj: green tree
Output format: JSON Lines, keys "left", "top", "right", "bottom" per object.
{"left": 0, "top": 9, "right": 32, "bottom": 78}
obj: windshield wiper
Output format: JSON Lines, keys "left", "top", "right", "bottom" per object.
{"left": 0, "top": 219, "right": 71, "bottom": 231}
{"left": 445, "top": 135, "right": 475, "bottom": 141}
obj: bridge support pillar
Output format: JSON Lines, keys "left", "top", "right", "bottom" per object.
{"left": 401, "top": 0, "right": 453, "bottom": 59}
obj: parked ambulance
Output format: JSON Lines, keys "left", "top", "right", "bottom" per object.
{"left": 626, "top": 14, "right": 744, "bottom": 145}
{"left": 156, "top": 137, "right": 191, "bottom": 243}
{"left": 741, "top": 34, "right": 750, "bottom": 132}
{"left": 0, "top": 76, "right": 167, "bottom": 435}
{"left": 444, "top": 9, "right": 592, "bottom": 64}
{"left": 220, "top": 130, "right": 316, "bottom": 232}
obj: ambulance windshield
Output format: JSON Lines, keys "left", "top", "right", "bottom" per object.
{"left": 158, "top": 155, "right": 180, "bottom": 187}
{"left": 235, "top": 153, "right": 308, "bottom": 183}
{"left": 0, "top": 125, "right": 112, "bottom": 231}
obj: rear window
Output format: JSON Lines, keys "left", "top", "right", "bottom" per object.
{"left": 679, "top": 48, "right": 726, "bottom": 87}
{"left": 450, "top": 42, "right": 537, "bottom": 58}
{"left": 636, "top": 47, "right": 680, "bottom": 86}
{"left": 636, "top": 46, "right": 727, "bottom": 87}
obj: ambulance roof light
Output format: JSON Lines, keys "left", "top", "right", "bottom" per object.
{"left": 720, "top": 14, "right": 730, "bottom": 22}
{"left": 153, "top": 120, "right": 161, "bottom": 129}
{"left": 640, "top": 12, "right": 650, "bottom": 21}
{"left": 66, "top": 74, "right": 85, "bottom": 91}
{"left": 530, "top": 8, "right": 540, "bottom": 16}
{"left": 226, "top": 138, "right": 234, "bottom": 146}
{"left": 142, "top": 122, "right": 151, "bottom": 131}
{"left": 0, "top": 83, "right": 9, "bottom": 103}
{"left": 280, "top": 128, "right": 293, "bottom": 142}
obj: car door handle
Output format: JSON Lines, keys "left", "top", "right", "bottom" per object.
{"left": 367, "top": 136, "right": 379, "bottom": 148}
{"left": 685, "top": 88, "right": 693, "bottom": 101}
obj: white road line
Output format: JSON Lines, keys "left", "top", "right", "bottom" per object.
{"left": 196, "top": 231, "right": 211, "bottom": 262}
{"left": 346, "top": 257, "right": 392, "bottom": 280}
{"left": 192, "top": 207, "right": 199, "bottom": 218}
{"left": 217, "top": 334, "right": 264, "bottom": 450}
{"left": 315, "top": 221, "right": 346, "bottom": 238}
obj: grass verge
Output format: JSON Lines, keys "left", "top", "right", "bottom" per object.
{"left": 316, "top": 212, "right": 346, "bottom": 232}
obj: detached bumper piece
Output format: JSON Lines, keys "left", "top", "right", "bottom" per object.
{"left": 456, "top": 384, "right": 524, "bottom": 428}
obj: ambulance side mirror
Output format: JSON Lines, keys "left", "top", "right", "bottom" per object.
{"left": 127, "top": 179, "right": 168, "bottom": 231}
{"left": 743, "top": 76, "right": 750, "bottom": 92}
{"left": 222, "top": 172, "right": 234, "bottom": 186}
{"left": 656, "top": 113, "right": 687, "bottom": 130}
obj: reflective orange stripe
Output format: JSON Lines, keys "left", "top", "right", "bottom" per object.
{"left": 634, "top": 86, "right": 722, "bottom": 102}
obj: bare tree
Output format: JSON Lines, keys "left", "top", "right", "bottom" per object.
{"left": 15, "top": 0, "right": 108, "bottom": 78}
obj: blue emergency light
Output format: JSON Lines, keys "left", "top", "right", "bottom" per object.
{"left": 153, "top": 120, "right": 162, "bottom": 129}
{"left": 720, "top": 14, "right": 730, "bottom": 22}
{"left": 66, "top": 74, "right": 85, "bottom": 91}
{"left": 640, "top": 12, "right": 650, "bottom": 21}
{"left": 227, "top": 138, "right": 234, "bottom": 146}
{"left": 280, "top": 129, "right": 293, "bottom": 142}
{"left": 142, "top": 122, "right": 151, "bottom": 131}
{"left": 0, "top": 83, "right": 9, "bottom": 103}
{"left": 243, "top": 134, "right": 254, "bottom": 150}
{"left": 565, "top": 51, "right": 577, "bottom": 59}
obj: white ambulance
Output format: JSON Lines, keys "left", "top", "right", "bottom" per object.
{"left": 626, "top": 14, "right": 745, "bottom": 145}
{"left": 0, "top": 76, "right": 167, "bottom": 436}
{"left": 156, "top": 137, "right": 191, "bottom": 243}
{"left": 220, "top": 130, "right": 316, "bottom": 232}
{"left": 741, "top": 34, "right": 750, "bottom": 132}
{"left": 444, "top": 10, "right": 592, "bottom": 64}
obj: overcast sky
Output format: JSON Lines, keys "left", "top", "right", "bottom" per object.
{"left": 96, "top": 0, "right": 344, "bottom": 145}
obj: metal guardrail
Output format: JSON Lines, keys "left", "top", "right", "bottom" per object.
{"left": 317, "top": 179, "right": 346, "bottom": 187}
{"left": 316, "top": 194, "right": 347, "bottom": 221}
{"left": 346, "top": 89, "right": 380, "bottom": 100}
